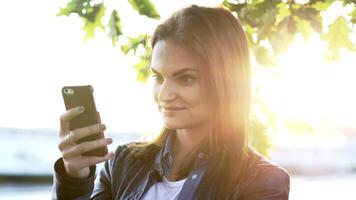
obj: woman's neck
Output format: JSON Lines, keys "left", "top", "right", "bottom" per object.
{"left": 172, "top": 123, "right": 209, "bottom": 159}
{"left": 165, "top": 123, "right": 209, "bottom": 181}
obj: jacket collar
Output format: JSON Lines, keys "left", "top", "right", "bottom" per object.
{"left": 153, "top": 129, "right": 209, "bottom": 177}
{"left": 153, "top": 129, "right": 175, "bottom": 177}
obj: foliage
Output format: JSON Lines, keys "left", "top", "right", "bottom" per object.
{"left": 57, "top": 0, "right": 356, "bottom": 155}
{"left": 58, "top": 0, "right": 106, "bottom": 40}
{"left": 127, "top": 0, "right": 160, "bottom": 19}
{"left": 250, "top": 116, "right": 271, "bottom": 157}
{"left": 223, "top": 0, "right": 356, "bottom": 66}
{"left": 57, "top": 0, "right": 356, "bottom": 77}
{"left": 120, "top": 34, "right": 152, "bottom": 82}
{"left": 322, "top": 16, "right": 356, "bottom": 60}
{"left": 108, "top": 10, "right": 122, "bottom": 46}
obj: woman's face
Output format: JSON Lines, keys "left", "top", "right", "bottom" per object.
{"left": 150, "top": 40, "right": 211, "bottom": 130}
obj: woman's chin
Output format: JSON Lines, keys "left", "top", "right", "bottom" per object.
{"left": 162, "top": 118, "right": 185, "bottom": 130}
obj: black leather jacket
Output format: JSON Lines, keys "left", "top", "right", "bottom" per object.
{"left": 52, "top": 132, "right": 290, "bottom": 200}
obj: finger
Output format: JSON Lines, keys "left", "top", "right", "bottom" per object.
{"left": 62, "top": 138, "right": 113, "bottom": 159}
{"left": 69, "top": 124, "right": 106, "bottom": 143}
{"left": 59, "top": 106, "right": 85, "bottom": 135}
{"left": 59, "top": 124, "right": 106, "bottom": 150}
{"left": 78, "top": 152, "right": 114, "bottom": 167}
{"left": 69, "top": 152, "right": 114, "bottom": 170}
{"left": 58, "top": 132, "right": 80, "bottom": 151}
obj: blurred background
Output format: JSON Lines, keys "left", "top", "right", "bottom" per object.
{"left": 1, "top": 0, "right": 356, "bottom": 199}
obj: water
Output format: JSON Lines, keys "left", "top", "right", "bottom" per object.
{"left": 1, "top": 175, "right": 355, "bottom": 199}
{"left": 0, "top": 128, "right": 143, "bottom": 176}
{"left": 0, "top": 183, "right": 52, "bottom": 200}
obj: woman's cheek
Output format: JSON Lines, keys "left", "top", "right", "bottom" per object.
{"left": 152, "top": 85, "right": 159, "bottom": 104}
{"left": 183, "top": 85, "right": 202, "bottom": 104}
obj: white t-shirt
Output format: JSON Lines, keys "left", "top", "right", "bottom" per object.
{"left": 142, "top": 176, "right": 187, "bottom": 200}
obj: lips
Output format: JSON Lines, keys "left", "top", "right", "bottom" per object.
{"left": 160, "top": 106, "right": 186, "bottom": 117}
{"left": 162, "top": 106, "right": 186, "bottom": 110}
{"left": 159, "top": 105, "right": 187, "bottom": 113}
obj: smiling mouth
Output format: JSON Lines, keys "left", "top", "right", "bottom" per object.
{"left": 162, "top": 107, "right": 186, "bottom": 111}
{"left": 159, "top": 106, "right": 186, "bottom": 115}
{"left": 161, "top": 109, "right": 185, "bottom": 117}
{"left": 159, "top": 105, "right": 186, "bottom": 110}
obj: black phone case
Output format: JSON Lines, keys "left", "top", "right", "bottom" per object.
{"left": 62, "top": 85, "right": 108, "bottom": 157}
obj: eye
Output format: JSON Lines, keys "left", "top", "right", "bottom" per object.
{"left": 179, "top": 75, "right": 196, "bottom": 85}
{"left": 151, "top": 74, "right": 163, "bottom": 84}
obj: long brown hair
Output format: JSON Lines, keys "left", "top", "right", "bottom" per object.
{"left": 146, "top": 5, "right": 251, "bottom": 198}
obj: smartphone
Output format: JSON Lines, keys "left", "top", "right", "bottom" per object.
{"left": 62, "top": 85, "right": 108, "bottom": 157}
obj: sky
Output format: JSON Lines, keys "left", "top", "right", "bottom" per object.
{"left": 0, "top": 0, "right": 355, "bottom": 138}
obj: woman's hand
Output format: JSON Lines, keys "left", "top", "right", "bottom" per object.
{"left": 58, "top": 106, "right": 113, "bottom": 178}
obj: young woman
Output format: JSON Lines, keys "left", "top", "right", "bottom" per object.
{"left": 52, "top": 5, "right": 290, "bottom": 200}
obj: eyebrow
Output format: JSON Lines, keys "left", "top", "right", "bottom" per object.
{"left": 150, "top": 67, "right": 199, "bottom": 77}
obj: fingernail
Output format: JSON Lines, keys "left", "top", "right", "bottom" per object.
{"left": 77, "top": 106, "right": 85, "bottom": 113}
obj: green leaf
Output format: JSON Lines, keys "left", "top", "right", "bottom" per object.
{"left": 253, "top": 45, "right": 277, "bottom": 67}
{"left": 243, "top": 1, "right": 276, "bottom": 28}
{"left": 250, "top": 115, "right": 271, "bottom": 157}
{"left": 120, "top": 34, "right": 151, "bottom": 82}
{"left": 57, "top": 0, "right": 101, "bottom": 20}
{"left": 244, "top": 24, "right": 257, "bottom": 44}
{"left": 221, "top": 0, "right": 246, "bottom": 13}
{"left": 310, "top": 0, "right": 334, "bottom": 12}
{"left": 256, "top": 7, "right": 279, "bottom": 41}
{"left": 343, "top": 0, "right": 356, "bottom": 6}
{"left": 295, "top": 18, "right": 313, "bottom": 40}
{"left": 128, "top": 0, "right": 160, "bottom": 19}
{"left": 120, "top": 34, "right": 148, "bottom": 55}
{"left": 322, "top": 16, "right": 356, "bottom": 61}
{"left": 294, "top": 7, "right": 322, "bottom": 33}
{"left": 276, "top": 2, "right": 291, "bottom": 24}
{"left": 350, "top": 8, "right": 356, "bottom": 24}
{"left": 268, "top": 17, "right": 295, "bottom": 54}
{"left": 108, "top": 10, "right": 122, "bottom": 46}
{"left": 57, "top": 1, "right": 108, "bottom": 41}
{"left": 82, "top": 3, "right": 106, "bottom": 41}
{"left": 57, "top": 0, "right": 82, "bottom": 16}
{"left": 281, "top": 15, "right": 297, "bottom": 34}
{"left": 133, "top": 51, "right": 152, "bottom": 82}
{"left": 222, "top": 0, "right": 236, "bottom": 11}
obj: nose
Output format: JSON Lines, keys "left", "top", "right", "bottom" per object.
{"left": 157, "top": 80, "right": 177, "bottom": 103}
